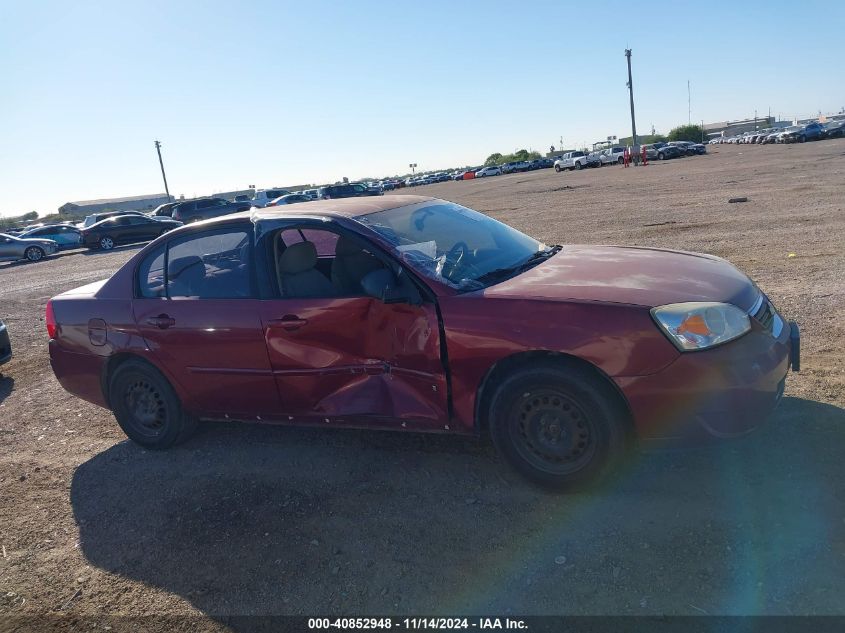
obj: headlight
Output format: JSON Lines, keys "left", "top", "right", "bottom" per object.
{"left": 651, "top": 302, "right": 750, "bottom": 351}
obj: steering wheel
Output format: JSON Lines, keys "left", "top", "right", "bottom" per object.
{"left": 441, "top": 241, "right": 470, "bottom": 279}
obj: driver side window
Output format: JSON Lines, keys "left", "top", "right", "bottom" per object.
{"left": 273, "top": 227, "right": 386, "bottom": 299}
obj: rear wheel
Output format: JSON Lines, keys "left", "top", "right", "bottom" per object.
{"left": 488, "top": 363, "right": 628, "bottom": 490}
{"left": 24, "top": 246, "right": 45, "bottom": 262}
{"left": 99, "top": 236, "right": 115, "bottom": 250}
{"left": 109, "top": 359, "right": 197, "bottom": 449}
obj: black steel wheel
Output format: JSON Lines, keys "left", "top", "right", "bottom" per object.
{"left": 488, "top": 363, "right": 628, "bottom": 489}
{"left": 109, "top": 359, "right": 196, "bottom": 449}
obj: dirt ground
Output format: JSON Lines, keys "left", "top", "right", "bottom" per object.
{"left": 1, "top": 141, "right": 843, "bottom": 630}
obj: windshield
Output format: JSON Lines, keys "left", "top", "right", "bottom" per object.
{"left": 356, "top": 201, "right": 551, "bottom": 291}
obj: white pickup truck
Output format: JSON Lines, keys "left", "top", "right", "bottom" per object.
{"left": 554, "top": 151, "right": 589, "bottom": 171}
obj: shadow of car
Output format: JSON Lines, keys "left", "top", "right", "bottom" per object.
{"left": 70, "top": 396, "right": 845, "bottom": 620}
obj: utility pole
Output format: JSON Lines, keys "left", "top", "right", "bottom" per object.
{"left": 687, "top": 80, "right": 691, "bottom": 126}
{"left": 154, "top": 140, "right": 171, "bottom": 201}
{"left": 625, "top": 49, "right": 638, "bottom": 148}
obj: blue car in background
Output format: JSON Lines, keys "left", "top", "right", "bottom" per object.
{"left": 18, "top": 224, "right": 82, "bottom": 249}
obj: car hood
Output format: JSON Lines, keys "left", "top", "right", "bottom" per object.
{"left": 482, "top": 245, "right": 759, "bottom": 310}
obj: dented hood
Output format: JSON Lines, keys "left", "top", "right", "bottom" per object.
{"left": 482, "top": 245, "right": 759, "bottom": 310}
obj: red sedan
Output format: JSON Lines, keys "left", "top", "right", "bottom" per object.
{"left": 47, "top": 196, "right": 799, "bottom": 488}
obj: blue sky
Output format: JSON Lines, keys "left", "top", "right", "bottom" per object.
{"left": 1, "top": 0, "right": 843, "bottom": 216}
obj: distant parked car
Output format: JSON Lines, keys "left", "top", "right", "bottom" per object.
{"left": 316, "top": 182, "right": 383, "bottom": 200}
{"left": 81, "top": 215, "right": 182, "bottom": 250}
{"left": 78, "top": 210, "right": 147, "bottom": 229}
{"left": 554, "top": 151, "right": 589, "bottom": 171}
{"left": 774, "top": 127, "right": 800, "bottom": 143}
{"left": 0, "top": 319, "right": 10, "bottom": 368}
{"left": 266, "top": 194, "right": 311, "bottom": 207}
{"left": 454, "top": 169, "right": 477, "bottom": 180}
{"left": 645, "top": 142, "right": 683, "bottom": 161}
{"left": 822, "top": 120, "right": 845, "bottom": 139}
{"left": 668, "top": 141, "right": 706, "bottom": 155}
{"left": 0, "top": 232, "right": 59, "bottom": 262}
{"left": 251, "top": 189, "right": 292, "bottom": 208}
{"left": 18, "top": 224, "right": 82, "bottom": 249}
{"left": 475, "top": 166, "right": 501, "bottom": 177}
{"left": 233, "top": 194, "right": 252, "bottom": 203}
{"left": 801, "top": 122, "right": 825, "bottom": 141}
{"left": 600, "top": 147, "right": 627, "bottom": 166}
{"left": 148, "top": 202, "right": 179, "bottom": 219}
{"left": 171, "top": 198, "right": 250, "bottom": 224}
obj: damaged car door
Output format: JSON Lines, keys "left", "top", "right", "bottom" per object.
{"left": 257, "top": 223, "right": 449, "bottom": 430}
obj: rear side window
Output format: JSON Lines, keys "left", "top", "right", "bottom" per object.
{"left": 139, "top": 244, "right": 166, "bottom": 298}
{"left": 136, "top": 227, "right": 253, "bottom": 299}
{"left": 167, "top": 229, "right": 252, "bottom": 299}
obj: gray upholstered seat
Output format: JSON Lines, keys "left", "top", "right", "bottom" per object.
{"left": 277, "top": 241, "right": 336, "bottom": 298}
{"left": 168, "top": 255, "right": 206, "bottom": 297}
{"left": 331, "top": 236, "right": 383, "bottom": 295}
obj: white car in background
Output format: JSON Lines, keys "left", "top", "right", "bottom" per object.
{"left": 475, "top": 166, "right": 501, "bottom": 177}
{"left": 554, "top": 151, "right": 589, "bottom": 171}
{"left": 251, "top": 188, "right": 291, "bottom": 208}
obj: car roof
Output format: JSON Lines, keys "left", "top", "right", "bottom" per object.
{"left": 251, "top": 195, "right": 434, "bottom": 221}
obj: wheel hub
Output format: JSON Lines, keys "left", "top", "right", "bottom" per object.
{"left": 126, "top": 381, "right": 164, "bottom": 433}
{"left": 513, "top": 390, "right": 595, "bottom": 472}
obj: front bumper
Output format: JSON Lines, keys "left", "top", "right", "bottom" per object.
{"left": 616, "top": 315, "right": 798, "bottom": 444}
{"left": 0, "top": 323, "right": 11, "bottom": 365}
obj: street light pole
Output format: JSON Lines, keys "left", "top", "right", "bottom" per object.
{"left": 154, "top": 140, "right": 171, "bottom": 202}
{"left": 625, "top": 49, "right": 638, "bottom": 149}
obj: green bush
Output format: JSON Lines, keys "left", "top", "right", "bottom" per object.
{"left": 667, "top": 124, "right": 706, "bottom": 143}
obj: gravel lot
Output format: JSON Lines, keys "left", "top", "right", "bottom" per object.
{"left": 1, "top": 142, "right": 843, "bottom": 629}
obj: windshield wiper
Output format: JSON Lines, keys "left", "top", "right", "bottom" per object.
{"left": 475, "top": 245, "right": 561, "bottom": 285}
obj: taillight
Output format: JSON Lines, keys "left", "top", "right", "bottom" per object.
{"left": 46, "top": 300, "right": 57, "bottom": 339}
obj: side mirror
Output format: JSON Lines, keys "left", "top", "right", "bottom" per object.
{"left": 361, "top": 269, "right": 398, "bottom": 302}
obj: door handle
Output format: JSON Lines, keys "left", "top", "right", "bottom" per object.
{"left": 146, "top": 314, "right": 176, "bottom": 329}
{"left": 269, "top": 315, "right": 308, "bottom": 330}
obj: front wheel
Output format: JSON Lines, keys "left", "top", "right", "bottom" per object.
{"left": 574, "top": 162, "right": 582, "bottom": 170}
{"left": 488, "top": 364, "right": 628, "bottom": 490}
{"left": 99, "top": 236, "right": 115, "bottom": 250}
{"left": 24, "top": 246, "right": 45, "bottom": 262}
{"left": 109, "top": 359, "right": 197, "bottom": 449}
{"left": 658, "top": 152, "right": 665, "bottom": 160}
{"left": 555, "top": 165, "right": 561, "bottom": 173}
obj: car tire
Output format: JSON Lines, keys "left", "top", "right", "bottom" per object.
{"left": 555, "top": 165, "right": 561, "bottom": 173}
{"left": 618, "top": 156, "right": 624, "bottom": 165}
{"left": 574, "top": 162, "right": 582, "bottom": 170}
{"left": 658, "top": 152, "right": 665, "bottom": 160}
{"left": 99, "top": 236, "right": 115, "bottom": 250}
{"left": 799, "top": 135, "right": 806, "bottom": 143}
{"left": 109, "top": 359, "right": 197, "bottom": 449}
{"left": 487, "top": 363, "right": 628, "bottom": 490}
{"left": 24, "top": 246, "right": 45, "bottom": 262}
